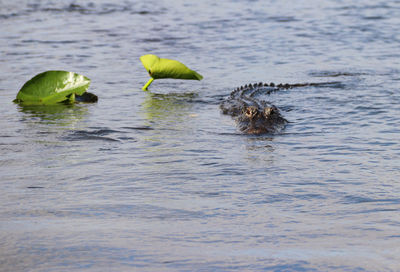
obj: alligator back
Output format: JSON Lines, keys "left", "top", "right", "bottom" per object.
{"left": 220, "top": 82, "right": 335, "bottom": 134}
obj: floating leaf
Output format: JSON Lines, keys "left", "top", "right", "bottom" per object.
{"left": 140, "top": 54, "right": 203, "bottom": 90}
{"left": 14, "top": 71, "right": 92, "bottom": 105}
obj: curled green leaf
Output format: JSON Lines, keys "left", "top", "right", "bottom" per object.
{"left": 140, "top": 54, "right": 203, "bottom": 90}
{"left": 14, "top": 71, "right": 94, "bottom": 105}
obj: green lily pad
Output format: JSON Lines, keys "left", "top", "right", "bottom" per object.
{"left": 14, "top": 71, "right": 91, "bottom": 105}
{"left": 140, "top": 54, "right": 203, "bottom": 90}
{"left": 140, "top": 54, "right": 203, "bottom": 80}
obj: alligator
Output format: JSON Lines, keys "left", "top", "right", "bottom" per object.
{"left": 220, "top": 82, "right": 333, "bottom": 134}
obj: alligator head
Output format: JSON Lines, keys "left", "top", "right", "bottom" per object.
{"left": 236, "top": 105, "right": 287, "bottom": 134}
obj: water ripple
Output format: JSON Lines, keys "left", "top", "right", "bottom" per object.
{"left": 62, "top": 129, "right": 121, "bottom": 142}
{"left": 2, "top": 0, "right": 400, "bottom": 271}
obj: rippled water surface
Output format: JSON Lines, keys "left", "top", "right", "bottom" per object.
{"left": 1, "top": 0, "right": 400, "bottom": 271}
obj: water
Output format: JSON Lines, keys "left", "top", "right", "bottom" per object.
{"left": 1, "top": 0, "right": 400, "bottom": 271}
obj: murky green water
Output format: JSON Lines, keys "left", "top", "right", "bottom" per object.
{"left": 1, "top": 0, "right": 400, "bottom": 271}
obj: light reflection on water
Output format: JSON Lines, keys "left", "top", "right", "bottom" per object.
{"left": 1, "top": 0, "right": 400, "bottom": 271}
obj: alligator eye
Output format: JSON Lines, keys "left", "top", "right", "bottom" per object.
{"left": 245, "top": 106, "right": 257, "bottom": 118}
{"left": 264, "top": 107, "right": 273, "bottom": 116}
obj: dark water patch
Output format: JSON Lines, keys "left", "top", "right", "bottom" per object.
{"left": 295, "top": 33, "right": 315, "bottom": 38}
{"left": 5, "top": 51, "right": 31, "bottom": 56}
{"left": 183, "top": 149, "right": 219, "bottom": 156}
{"left": 117, "top": 136, "right": 137, "bottom": 141}
{"left": 105, "top": 80, "right": 130, "bottom": 86}
{"left": 29, "top": 2, "right": 131, "bottom": 15}
{"left": 21, "top": 39, "right": 81, "bottom": 44}
{"left": 333, "top": 3, "right": 393, "bottom": 11}
{"left": 366, "top": 140, "right": 397, "bottom": 147}
{"left": 177, "top": 92, "right": 227, "bottom": 106}
{"left": 291, "top": 181, "right": 326, "bottom": 186}
{"left": 211, "top": 130, "right": 278, "bottom": 137}
{"left": 309, "top": 71, "right": 369, "bottom": 78}
{"left": 360, "top": 4, "right": 394, "bottom": 10}
{"left": 140, "top": 38, "right": 163, "bottom": 43}
{"left": 91, "top": 28, "right": 110, "bottom": 34}
{"left": 211, "top": 131, "right": 244, "bottom": 137}
{"left": 386, "top": 235, "right": 400, "bottom": 238}
{"left": 354, "top": 208, "right": 400, "bottom": 214}
{"left": 0, "top": 13, "right": 19, "bottom": 19}
{"left": 86, "top": 128, "right": 121, "bottom": 134}
{"left": 378, "top": 128, "right": 400, "bottom": 134}
{"left": 354, "top": 105, "right": 387, "bottom": 115}
{"left": 26, "top": 186, "right": 44, "bottom": 189}
{"left": 280, "top": 131, "right": 326, "bottom": 136}
{"left": 121, "top": 126, "right": 154, "bottom": 131}
{"left": 212, "top": 168, "right": 249, "bottom": 177}
{"left": 268, "top": 16, "right": 299, "bottom": 23}
{"left": 362, "top": 16, "right": 386, "bottom": 20}
{"left": 0, "top": 2, "right": 156, "bottom": 19}
{"left": 136, "top": 10, "right": 151, "bottom": 15}
{"left": 256, "top": 193, "right": 327, "bottom": 204}
{"left": 196, "top": 18, "right": 237, "bottom": 30}
{"left": 153, "top": 159, "right": 185, "bottom": 165}
{"left": 262, "top": 261, "right": 317, "bottom": 272}
{"left": 45, "top": 204, "right": 208, "bottom": 220}
{"left": 64, "top": 135, "right": 118, "bottom": 142}
{"left": 188, "top": 190, "right": 223, "bottom": 198}
{"left": 148, "top": 92, "right": 199, "bottom": 99}
{"left": 139, "top": 36, "right": 187, "bottom": 43}
{"left": 342, "top": 195, "right": 400, "bottom": 205}
{"left": 62, "top": 129, "right": 121, "bottom": 142}
{"left": 310, "top": 81, "right": 346, "bottom": 89}
{"left": 5, "top": 244, "right": 147, "bottom": 270}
